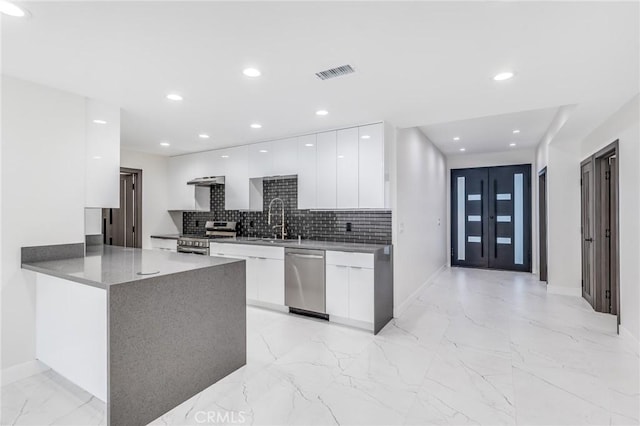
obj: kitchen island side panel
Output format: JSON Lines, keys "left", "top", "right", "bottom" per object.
{"left": 107, "top": 261, "right": 246, "bottom": 426}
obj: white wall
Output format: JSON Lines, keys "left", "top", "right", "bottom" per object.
{"left": 580, "top": 94, "right": 640, "bottom": 342}
{"left": 1, "top": 76, "right": 86, "bottom": 370}
{"left": 393, "top": 127, "right": 447, "bottom": 315}
{"left": 445, "top": 149, "right": 538, "bottom": 272}
{"left": 120, "top": 149, "right": 180, "bottom": 249}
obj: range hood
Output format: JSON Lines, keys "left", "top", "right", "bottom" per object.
{"left": 187, "top": 176, "right": 225, "bottom": 186}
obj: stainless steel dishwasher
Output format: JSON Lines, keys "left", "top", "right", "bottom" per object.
{"left": 284, "top": 248, "right": 326, "bottom": 316}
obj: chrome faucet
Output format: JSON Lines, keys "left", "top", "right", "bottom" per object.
{"left": 267, "top": 197, "right": 287, "bottom": 240}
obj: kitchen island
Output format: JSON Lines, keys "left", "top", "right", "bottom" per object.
{"left": 21, "top": 243, "right": 246, "bottom": 426}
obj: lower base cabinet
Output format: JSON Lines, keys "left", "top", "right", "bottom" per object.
{"left": 210, "top": 243, "right": 285, "bottom": 307}
{"left": 208, "top": 243, "right": 391, "bottom": 333}
{"left": 347, "top": 267, "right": 375, "bottom": 323}
{"left": 325, "top": 251, "right": 375, "bottom": 324}
{"left": 248, "top": 257, "right": 284, "bottom": 305}
{"left": 326, "top": 265, "right": 349, "bottom": 317}
{"left": 150, "top": 238, "right": 177, "bottom": 252}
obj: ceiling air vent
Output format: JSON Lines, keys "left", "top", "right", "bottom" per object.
{"left": 315, "top": 64, "right": 355, "bottom": 80}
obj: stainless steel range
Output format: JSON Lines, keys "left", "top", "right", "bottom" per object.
{"left": 177, "top": 221, "right": 237, "bottom": 255}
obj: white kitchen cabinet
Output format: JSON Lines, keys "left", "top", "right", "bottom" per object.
{"left": 244, "top": 256, "right": 259, "bottom": 300}
{"left": 273, "top": 137, "right": 298, "bottom": 176}
{"left": 253, "top": 257, "right": 285, "bottom": 305}
{"left": 199, "top": 149, "right": 225, "bottom": 178}
{"left": 167, "top": 153, "right": 211, "bottom": 211}
{"left": 150, "top": 237, "right": 177, "bottom": 252}
{"left": 358, "top": 123, "right": 385, "bottom": 208}
{"left": 336, "top": 127, "right": 359, "bottom": 208}
{"left": 85, "top": 99, "right": 120, "bottom": 208}
{"left": 168, "top": 155, "right": 197, "bottom": 211}
{"left": 325, "top": 250, "right": 375, "bottom": 325}
{"left": 220, "top": 146, "right": 249, "bottom": 210}
{"left": 348, "top": 267, "right": 375, "bottom": 323}
{"left": 326, "top": 265, "right": 349, "bottom": 318}
{"left": 297, "top": 134, "right": 317, "bottom": 209}
{"left": 316, "top": 131, "right": 337, "bottom": 209}
{"left": 248, "top": 142, "right": 273, "bottom": 178}
{"left": 209, "top": 243, "right": 284, "bottom": 306}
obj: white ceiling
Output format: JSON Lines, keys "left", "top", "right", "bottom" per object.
{"left": 2, "top": 1, "right": 638, "bottom": 156}
{"left": 421, "top": 107, "right": 560, "bottom": 155}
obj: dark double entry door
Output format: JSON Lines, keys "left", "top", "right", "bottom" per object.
{"left": 451, "top": 164, "right": 532, "bottom": 272}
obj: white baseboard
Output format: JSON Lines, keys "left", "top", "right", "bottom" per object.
{"left": 619, "top": 325, "right": 640, "bottom": 356}
{"left": 328, "top": 314, "right": 374, "bottom": 332}
{"left": 547, "top": 285, "right": 581, "bottom": 297}
{"left": 393, "top": 263, "right": 447, "bottom": 317}
{"left": 1, "top": 360, "right": 50, "bottom": 386}
{"left": 247, "top": 299, "right": 289, "bottom": 313}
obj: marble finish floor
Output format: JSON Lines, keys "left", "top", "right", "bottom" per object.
{"left": 2, "top": 267, "right": 638, "bottom": 425}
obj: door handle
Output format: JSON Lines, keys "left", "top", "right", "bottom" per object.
{"left": 584, "top": 238, "right": 593, "bottom": 242}
{"left": 287, "top": 253, "right": 323, "bottom": 259}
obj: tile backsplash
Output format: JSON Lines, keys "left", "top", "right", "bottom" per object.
{"left": 183, "top": 177, "right": 392, "bottom": 245}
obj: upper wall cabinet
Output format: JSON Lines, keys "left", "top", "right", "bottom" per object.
{"left": 315, "top": 131, "right": 338, "bottom": 209}
{"left": 336, "top": 127, "right": 359, "bottom": 209}
{"left": 358, "top": 123, "right": 385, "bottom": 208}
{"left": 85, "top": 99, "right": 120, "bottom": 208}
{"left": 168, "top": 153, "right": 210, "bottom": 211}
{"left": 273, "top": 137, "right": 298, "bottom": 176}
{"left": 248, "top": 142, "right": 273, "bottom": 178}
{"left": 297, "top": 134, "right": 317, "bottom": 210}
{"left": 221, "top": 145, "right": 249, "bottom": 210}
{"left": 168, "top": 122, "right": 391, "bottom": 211}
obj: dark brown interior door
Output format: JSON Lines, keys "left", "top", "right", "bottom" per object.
{"left": 581, "top": 159, "right": 596, "bottom": 308}
{"left": 104, "top": 172, "right": 139, "bottom": 247}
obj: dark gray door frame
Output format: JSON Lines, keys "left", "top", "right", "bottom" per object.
{"left": 103, "top": 167, "right": 143, "bottom": 248}
{"left": 581, "top": 140, "right": 620, "bottom": 331}
{"left": 538, "top": 167, "right": 548, "bottom": 282}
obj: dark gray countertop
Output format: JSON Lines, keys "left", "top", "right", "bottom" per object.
{"left": 210, "top": 236, "right": 390, "bottom": 253}
{"left": 150, "top": 234, "right": 390, "bottom": 253}
{"left": 22, "top": 245, "right": 243, "bottom": 289}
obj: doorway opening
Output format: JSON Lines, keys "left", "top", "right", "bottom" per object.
{"left": 580, "top": 141, "right": 619, "bottom": 329}
{"left": 103, "top": 167, "right": 142, "bottom": 248}
{"left": 538, "top": 167, "right": 548, "bottom": 282}
{"left": 451, "top": 164, "right": 532, "bottom": 272}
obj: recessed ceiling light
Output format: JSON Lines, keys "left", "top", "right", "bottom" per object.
{"left": 361, "top": 135, "right": 371, "bottom": 139}
{"left": 316, "top": 110, "right": 329, "bottom": 116}
{"left": 198, "top": 134, "right": 210, "bottom": 139}
{"left": 510, "top": 143, "right": 517, "bottom": 147}
{"left": 305, "top": 143, "right": 314, "bottom": 147}
{"left": 512, "top": 129, "right": 520, "bottom": 134}
{"left": 166, "top": 93, "right": 183, "bottom": 101}
{"left": 459, "top": 148, "right": 466, "bottom": 152}
{"left": 337, "top": 155, "right": 345, "bottom": 159}
{"left": 160, "top": 142, "right": 170, "bottom": 147}
{"left": 453, "top": 137, "right": 460, "bottom": 141}
{"left": 250, "top": 123, "right": 262, "bottom": 129}
{"left": 92, "top": 156, "right": 102, "bottom": 160}
{"left": 92, "top": 119, "right": 107, "bottom": 125}
{"left": 0, "top": 1, "right": 26, "bottom": 17}
{"left": 493, "top": 71, "right": 514, "bottom": 81}
{"left": 259, "top": 149, "right": 268, "bottom": 153}
{"left": 221, "top": 155, "right": 229, "bottom": 158}
{"left": 243, "top": 68, "right": 261, "bottom": 77}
